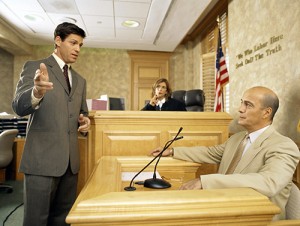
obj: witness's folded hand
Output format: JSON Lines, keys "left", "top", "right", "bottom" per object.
{"left": 179, "top": 178, "right": 202, "bottom": 190}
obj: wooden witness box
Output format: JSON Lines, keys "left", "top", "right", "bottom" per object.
{"left": 66, "top": 156, "right": 281, "bottom": 226}
{"left": 85, "top": 111, "right": 232, "bottom": 178}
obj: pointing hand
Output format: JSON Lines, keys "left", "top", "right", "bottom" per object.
{"left": 33, "top": 63, "right": 53, "bottom": 98}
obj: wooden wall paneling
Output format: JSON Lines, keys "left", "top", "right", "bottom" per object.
{"left": 138, "top": 83, "right": 154, "bottom": 110}
{"left": 78, "top": 136, "right": 88, "bottom": 193}
{"left": 11, "top": 138, "right": 25, "bottom": 180}
{"left": 102, "top": 131, "right": 161, "bottom": 156}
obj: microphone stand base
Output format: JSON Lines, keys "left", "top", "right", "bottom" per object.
{"left": 144, "top": 178, "right": 171, "bottom": 189}
{"left": 124, "top": 186, "right": 136, "bottom": 191}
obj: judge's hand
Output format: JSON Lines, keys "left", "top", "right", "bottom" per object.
{"left": 149, "top": 94, "right": 159, "bottom": 106}
{"left": 78, "top": 114, "right": 90, "bottom": 133}
{"left": 179, "top": 178, "right": 202, "bottom": 190}
{"left": 149, "top": 147, "right": 172, "bottom": 157}
{"left": 33, "top": 63, "right": 53, "bottom": 98}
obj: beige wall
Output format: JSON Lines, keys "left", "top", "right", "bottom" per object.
{"left": 170, "top": 41, "right": 202, "bottom": 91}
{"left": 170, "top": 0, "right": 300, "bottom": 143}
{"left": 10, "top": 44, "right": 200, "bottom": 112}
{"left": 12, "top": 46, "right": 131, "bottom": 109}
{"left": 0, "top": 48, "right": 14, "bottom": 113}
{"left": 1, "top": 0, "right": 299, "bottom": 143}
{"left": 228, "top": 0, "right": 300, "bottom": 143}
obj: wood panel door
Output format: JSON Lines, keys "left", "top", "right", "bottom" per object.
{"left": 128, "top": 51, "right": 171, "bottom": 110}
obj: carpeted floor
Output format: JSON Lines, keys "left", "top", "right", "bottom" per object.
{"left": 0, "top": 180, "right": 24, "bottom": 226}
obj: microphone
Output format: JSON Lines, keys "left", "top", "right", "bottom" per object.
{"left": 144, "top": 133, "right": 183, "bottom": 189}
{"left": 124, "top": 127, "right": 183, "bottom": 191}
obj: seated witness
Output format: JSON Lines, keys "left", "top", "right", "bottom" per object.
{"left": 141, "top": 78, "right": 186, "bottom": 111}
{"left": 149, "top": 86, "right": 300, "bottom": 221}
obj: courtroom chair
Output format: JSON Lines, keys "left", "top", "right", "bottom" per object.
{"left": 171, "top": 89, "right": 205, "bottom": 111}
{"left": 109, "top": 97, "right": 125, "bottom": 110}
{"left": 185, "top": 89, "right": 205, "bottom": 111}
{"left": 285, "top": 182, "right": 300, "bottom": 219}
{"left": 171, "top": 90, "right": 186, "bottom": 104}
{"left": 0, "top": 129, "right": 19, "bottom": 193}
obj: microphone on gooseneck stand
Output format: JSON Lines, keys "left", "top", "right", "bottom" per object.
{"left": 124, "top": 127, "right": 183, "bottom": 191}
{"left": 144, "top": 128, "right": 183, "bottom": 189}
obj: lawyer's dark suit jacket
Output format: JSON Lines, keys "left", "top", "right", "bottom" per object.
{"left": 141, "top": 97, "right": 186, "bottom": 111}
{"left": 174, "top": 125, "right": 300, "bottom": 220}
{"left": 12, "top": 55, "right": 88, "bottom": 177}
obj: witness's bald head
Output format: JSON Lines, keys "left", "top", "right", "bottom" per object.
{"left": 244, "top": 86, "right": 279, "bottom": 120}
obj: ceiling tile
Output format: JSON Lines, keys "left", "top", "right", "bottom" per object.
{"left": 82, "top": 15, "right": 114, "bottom": 28}
{"left": 114, "top": 1, "right": 150, "bottom": 18}
{"left": 39, "top": 0, "right": 79, "bottom": 14}
{"left": 1, "top": 0, "right": 44, "bottom": 12}
{"left": 47, "top": 13, "right": 85, "bottom": 28}
{"left": 116, "top": 29, "right": 143, "bottom": 40}
{"left": 86, "top": 28, "right": 115, "bottom": 38}
{"left": 76, "top": 0, "right": 114, "bottom": 16}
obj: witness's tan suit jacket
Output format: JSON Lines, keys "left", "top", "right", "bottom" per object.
{"left": 174, "top": 125, "right": 300, "bottom": 220}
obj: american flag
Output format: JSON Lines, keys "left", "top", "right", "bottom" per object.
{"left": 214, "top": 29, "right": 229, "bottom": 112}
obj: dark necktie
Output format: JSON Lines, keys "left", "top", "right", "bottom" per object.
{"left": 63, "top": 64, "right": 71, "bottom": 92}
{"left": 226, "top": 134, "right": 249, "bottom": 174}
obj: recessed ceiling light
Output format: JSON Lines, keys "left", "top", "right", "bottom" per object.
{"left": 60, "top": 17, "right": 77, "bottom": 23}
{"left": 122, "top": 20, "right": 140, "bottom": 28}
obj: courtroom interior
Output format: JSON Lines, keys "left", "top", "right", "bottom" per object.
{"left": 0, "top": 0, "right": 300, "bottom": 225}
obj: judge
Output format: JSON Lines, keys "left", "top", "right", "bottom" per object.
{"left": 141, "top": 78, "right": 186, "bottom": 111}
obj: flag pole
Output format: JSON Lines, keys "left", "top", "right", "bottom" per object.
{"left": 217, "top": 16, "right": 224, "bottom": 112}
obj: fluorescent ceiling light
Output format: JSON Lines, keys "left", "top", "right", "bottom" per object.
{"left": 122, "top": 20, "right": 140, "bottom": 28}
{"left": 24, "top": 14, "right": 45, "bottom": 22}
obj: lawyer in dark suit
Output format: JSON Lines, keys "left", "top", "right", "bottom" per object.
{"left": 150, "top": 86, "right": 300, "bottom": 220}
{"left": 12, "top": 22, "right": 90, "bottom": 226}
{"left": 141, "top": 78, "right": 186, "bottom": 111}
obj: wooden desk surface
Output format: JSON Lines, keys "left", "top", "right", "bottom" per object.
{"left": 67, "top": 156, "right": 281, "bottom": 226}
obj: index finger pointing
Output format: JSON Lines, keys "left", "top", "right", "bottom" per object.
{"left": 40, "top": 63, "right": 48, "bottom": 75}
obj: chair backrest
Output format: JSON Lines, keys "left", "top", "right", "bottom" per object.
{"left": 286, "top": 182, "right": 300, "bottom": 219}
{"left": 171, "top": 89, "right": 205, "bottom": 112}
{"left": 185, "top": 89, "right": 205, "bottom": 111}
{"left": 0, "top": 129, "right": 18, "bottom": 168}
{"left": 109, "top": 97, "right": 125, "bottom": 110}
{"left": 171, "top": 90, "right": 186, "bottom": 104}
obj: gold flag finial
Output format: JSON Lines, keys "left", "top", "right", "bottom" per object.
{"left": 216, "top": 15, "right": 220, "bottom": 28}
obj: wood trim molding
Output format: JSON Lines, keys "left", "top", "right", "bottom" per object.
{"left": 181, "top": 0, "right": 228, "bottom": 44}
